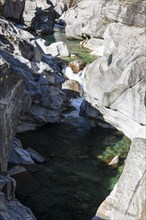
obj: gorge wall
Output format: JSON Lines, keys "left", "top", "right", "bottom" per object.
{"left": 0, "top": 0, "right": 145, "bottom": 219}
{"left": 63, "top": 0, "right": 146, "bottom": 219}
{"left": 0, "top": 1, "right": 69, "bottom": 218}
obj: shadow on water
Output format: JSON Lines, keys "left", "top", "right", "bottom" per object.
{"left": 16, "top": 114, "right": 124, "bottom": 220}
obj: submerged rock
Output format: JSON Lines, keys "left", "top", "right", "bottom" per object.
{"left": 108, "top": 155, "right": 119, "bottom": 166}
{"left": 26, "top": 148, "right": 45, "bottom": 163}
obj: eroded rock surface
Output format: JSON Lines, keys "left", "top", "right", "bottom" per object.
{"left": 0, "top": 58, "right": 24, "bottom": 172}
{"left": 83, "top": 23, "right": 146, "bottom": 139}
{"left": 96, "top": 138, "right": 146, "bottom": 220}
{"left": 80, "top": 8, "right": 146, "bottom": 220}
{"left": 0, "top": 0, "right": 68, "bottom": 34}
{"left": 63, "top": 1, "right": 146, "bottom": 219}
{"left": 0, "top": 17, "right": 68, "bottom": 132}
{"left": 63, "top": 0, "right": 146, "bottom": 39}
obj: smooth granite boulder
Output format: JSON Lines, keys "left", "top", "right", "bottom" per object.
{"left": 83, "top": 23, "right": 146, "bottom": 139}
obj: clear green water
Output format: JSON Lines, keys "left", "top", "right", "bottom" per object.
{"left": 43, "top": 32, "right": 97, "bottom": 64}
{"left": 16, "top": 113, "right": 130, "bottom": 220}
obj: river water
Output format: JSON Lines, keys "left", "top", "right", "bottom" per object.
{"left": 16, "top": 33, "right": 127, "bottom": 220}
{"left": 17, "top": 97, "right": 124, "bottom": 220}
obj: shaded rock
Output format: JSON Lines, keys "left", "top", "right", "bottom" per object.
{"left": 92, "top": 216, "right": 104, "bottom": 220}
{"left": 0, "top": 192, "right": 7, "bottom": 211}
{"left": 0, "top": 200, "right": 36, "bottom": 220}
{"left": 0, "top": 57, "right": 24, "bottom": 172}
{"left": 9, "top": 169, "right": 39, "bottom": 197}
{"left": 8, "top": 166, "right": 27, "bottom": 176}
{"left": 0, "top": 175, "right": 16, "bottom": 200}
{"left": 9, "top": 138, "right": 35, "bottom": 165}
{"left": 0, "top": 17, "right": 68, "bottom": 132}
{"left": 0, "top": 0, "right": 25, "bottom": 21}
{"left": 26, "top": 148, "right": 45, "bottom": 163}
{"left": 0, "top": 0, "right": 68, "bottom": 34}
{"left": 69, "top": 60, "right": 85, "bottom": 73}
{"left": 80, "top": 100, "right": 115, "bottom": 129}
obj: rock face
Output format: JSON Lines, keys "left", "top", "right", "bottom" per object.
{"left": 0, "top": 0, "right": 67, "bottom": 34}
{"left": 63, "top": 0, "right": 146, "bottom": 39}
{"left": 0, "top": 52, "right": 36, "bottom": 220}
{"left": 63, "top": 0, "right": 146, "bottom": 219}
{"left": 0, "top": 17, "right": 68, "bottom": 132}
{"left": 0, "top": 58, "right": 24, "bottom": 172}
{"left": 83, "top": 23, "right": 146, "bottom": 139}
{"left": 96, "top": 138, "right": 146, "bottom": 220}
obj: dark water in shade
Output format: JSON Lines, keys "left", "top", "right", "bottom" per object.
{"left": 16, "top": 98, "right": 123, "bottom": 220}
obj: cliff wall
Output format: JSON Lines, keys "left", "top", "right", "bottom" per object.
{"left": 63, "top": 0, "right": 146, "bottom": 219}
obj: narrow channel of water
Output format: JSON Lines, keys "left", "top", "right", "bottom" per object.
{"left": 44, "top": 32, "right": 97, "bottom": 64}
{"left": 16, "top": 98, "right": 124, "bottom": 220}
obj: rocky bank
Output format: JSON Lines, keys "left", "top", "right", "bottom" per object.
{"left": 0, "top": 1, "right": 70, "bottom": 218}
